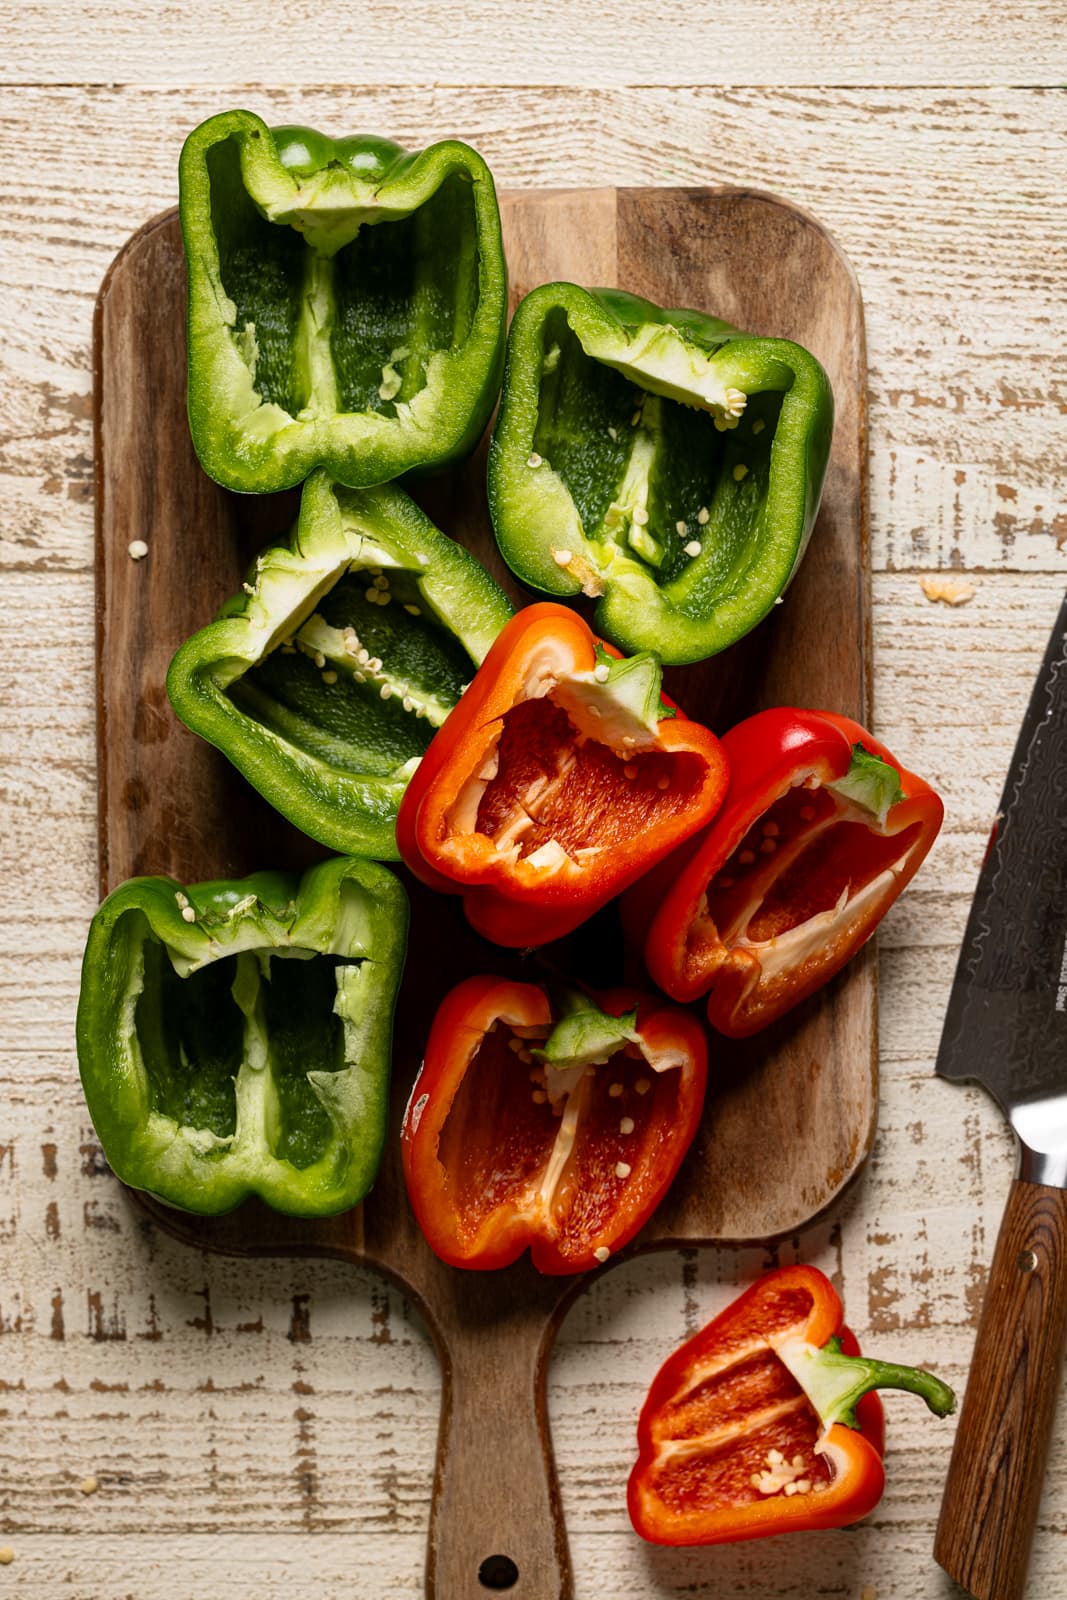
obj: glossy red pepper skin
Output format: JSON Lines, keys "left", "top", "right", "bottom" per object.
{"left": 624, "top": 708, "right": 943, "bottom": 1036}
{"left": 628, "top": 1265, "right": 885, "bottom": 1545}
{"left": 396, "top": 603, "right": 729, "bottom": 947}
{"left": 400, "top": 977, "right": 707, "bottom": 1274}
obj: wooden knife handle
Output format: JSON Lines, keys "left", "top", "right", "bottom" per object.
{"left": 935, "top": 1177, "right": 1067, "bottom": 1600}
{"left": 427, "top": 1301, "right": 571, "bottom": 1600}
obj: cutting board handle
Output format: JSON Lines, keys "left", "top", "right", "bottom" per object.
{"left": 426, "top": 1292, "right": 572, "bottom": 1600}
{"left": 934, "top": 1175, "right": 1067, "bottom": 1600}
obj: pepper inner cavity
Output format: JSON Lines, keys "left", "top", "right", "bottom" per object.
{"left": 209, "top": 134, "right": 478, "bottom": 422}
{"left": 532, "top": 313, "right": 784, "bottom": 586}
{"left": 473, "top": 696, "right": 703, "bottom": 864}
{"left": 228, "top": 565, "right": 474, "bottom": 777}
{"left": 707, "top": 786, "right": 924, "bottom": 946}
{"left": 436, "top": 1022, "right": 660, "bottom": 1245}
{"left": 135, "top": 934, "right": 359, "bottom": 1169}
{"left": 647, "top": 1292, "right": 833, "bottom": 1510}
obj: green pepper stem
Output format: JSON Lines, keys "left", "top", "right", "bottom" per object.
{"left": 533, "top": 998, "right": 641, "bottom": 1068}
{"left": 776, "top": 1335, "right": 957, "bottom": 1431}
{"left": 828, "top": 743, "right": 905, "bottom": 826}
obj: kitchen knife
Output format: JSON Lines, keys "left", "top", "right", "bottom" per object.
{"left": 934, "top": 592, "right": 1067, "bottom": 1600}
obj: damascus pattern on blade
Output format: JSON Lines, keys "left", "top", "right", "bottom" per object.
{"left": 937, "top": 595, "right": 1067, "bottom": 1113}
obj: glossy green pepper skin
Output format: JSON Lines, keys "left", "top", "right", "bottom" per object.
{"left": 487, "top": 284, "right": 833, "bottom": 666}
{"left": 179, "top": 110, "right": 507, "bottom": 493}
{"left": 166, "top": 468, "right": 513, "bottom": 860}
{"left": 76, "top": 857, "right": 408, "bottom": 1217}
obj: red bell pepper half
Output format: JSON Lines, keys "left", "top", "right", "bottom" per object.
{"left": 396, "top": 602, "right": 729, "bottom": 947}
{"left": 628, "top": 1263, "right": 955, "bottom": 1545}
{"left": 625, "top": 708, "right": 943, "bottom": 1035}
{"left": 401, "top": 976, "right": 707, "bottom": 1274}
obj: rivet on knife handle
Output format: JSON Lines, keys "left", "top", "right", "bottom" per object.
{"left": 934, "top": 1175, "right": 1067, "bottom": 1600}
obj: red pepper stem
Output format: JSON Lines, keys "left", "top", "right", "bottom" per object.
{"left": 827, "top": 742, "right": 906, "bottom": 825}
{"left": 776, "top": 1335, "right": 957, "bottom": 1431}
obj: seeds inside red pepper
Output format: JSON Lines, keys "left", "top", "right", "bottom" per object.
{"left": 628, "top": 1264, "right": 954, "bottom": 1546}
{"left": 401, "top": 978, "right": 707, "bottom": 1273}
{"left": 474, "top": 698, "right": 707, "bottom": 862}
{"left": 397, "top": 604, "right": 729, "bottom": 946}
{"left": 625, "top": 708, "right": 943, "bottom": 1034}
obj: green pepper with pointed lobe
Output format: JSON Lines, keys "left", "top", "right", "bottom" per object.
{"left": 166, "top": 468, "right": 513, "bottom": 860}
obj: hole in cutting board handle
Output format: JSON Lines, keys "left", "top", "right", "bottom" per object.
{"left": 478, "top": 1554, "right": 519, "bottom": 1589}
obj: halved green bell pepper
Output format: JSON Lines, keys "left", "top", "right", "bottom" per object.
{"left": 180, "top": 110, "right": 508, "bottom": 493}
{"left": 166, "top": 468, "right": 513, "bottom": 860}
{"left": 487, "top": 284, "right": 833, "bottom": 665}
{"left": 76, "top": 856, "right": 408, "bottom": 1217}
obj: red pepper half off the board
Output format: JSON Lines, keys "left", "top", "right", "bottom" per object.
{"left": 401, "top": 977, "right": 707, "bottom": 1274}
{"left": 628, "top": 1263, "right": 955, "bottom": 1545}
{"left": 624, "top": 708, "right": 943, "bottom": 1035}
{"left": 396, "top": 602, "right": 730, "bottom": 947}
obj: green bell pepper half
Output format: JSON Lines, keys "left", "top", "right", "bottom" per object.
{"left": 180, "top": 110, "right": 508, "bottom": 493}
{"left": 167, "top": 468, "right": 513, "bottom": 860}
{"left": 487, "top": 284, "right": 833, "bottom": 666}
{"left": 76, "top": 856, "right": 408, "bottom": 1217}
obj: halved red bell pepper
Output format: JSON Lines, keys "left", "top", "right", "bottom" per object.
{"left": 401, "top": 977, "right": 707, "bottom": 1274}
{"left": 396, "top": 602, "right": 729, "bottom": 946}
{"left": 628, "top": 1263, "right": 955, "bottom": 1545}
{"left": 624, "top": 708, "right": 943, "bottom": 1035}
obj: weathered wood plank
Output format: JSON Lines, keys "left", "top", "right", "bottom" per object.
{"left": 0, "top": 2, "right": 1059, "bottom": 88}
{"left": 1, "top": 87, "right": 1063, "bottom": 579}
{"left": 1, "top": 57, "right": 1066, "bottom": 1599}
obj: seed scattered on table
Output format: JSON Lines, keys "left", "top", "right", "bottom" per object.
{"left": 127, "top": 539, "right": 149, "bottom": 561}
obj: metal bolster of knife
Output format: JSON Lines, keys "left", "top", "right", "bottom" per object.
{"left": 1013, "top": 1099, "right": 1067, "bottom": 1189}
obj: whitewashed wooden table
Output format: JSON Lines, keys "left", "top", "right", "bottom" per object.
{"left": 1, "top": 6, "right": 1065, "bottom": 1596}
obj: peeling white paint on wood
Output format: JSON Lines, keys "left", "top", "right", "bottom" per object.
{"left": 1, "top": 26, "right": 1066, "bottom": 1600}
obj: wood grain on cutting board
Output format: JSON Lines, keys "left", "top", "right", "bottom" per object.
{"left": 94, "top": 185, "right": 866, "bottom": 1598}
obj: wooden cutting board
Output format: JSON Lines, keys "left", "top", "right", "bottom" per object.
{"left": 93, "top": 186, "right": 868, "bottom": 1600}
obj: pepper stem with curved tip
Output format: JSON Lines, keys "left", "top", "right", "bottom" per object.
{"left": 776, "top": 1334, "right": 957, "bottom": 1430}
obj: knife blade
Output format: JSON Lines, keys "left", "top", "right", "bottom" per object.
{"left": 934, "top": 591, "right": 1067, "bottom": 1600}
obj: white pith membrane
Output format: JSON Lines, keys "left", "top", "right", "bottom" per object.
{"left": 687, "top": 773, "right": 926, "bottom": 999}
{"left": 582, "top": 320, "right": 749, "bottom": 425}
{"left": 437, "top": 1016, "right": 687, "bottom": 1260}
{"left": 225, "top": 526, "right": 468, "bottom": 776}
{"left": 525, "top": 312, "right": 770, "bottom": 597}
{"left": 438, "top": 643, "right": 688, "bottom": 879}
{"left": 645, "top": 1325, "right": 835, "bottom": 1503}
